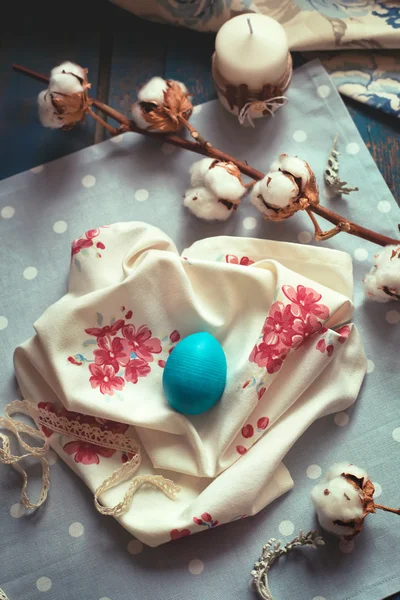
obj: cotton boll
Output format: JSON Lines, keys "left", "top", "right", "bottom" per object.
{"left": 273, "top": 154, "right": 310, "bottom": 187}
{"left": 312, "top": 477, "right": 364, "bottom": 537}
{"left": 190, "top": 158, "right": 215, "bottom": 187}
{"left": 49, "top": 72, "right": 83, "bottom": 95}
{"left": 251, "top": 181, "right": 278, "bottom": 219}
{"left": 37, "top": 90, "right": 63, "bottom": 129}
{"left": 50, "top": 61, "right": 85, "bottom": 81}
{"left": 138, "top": 77, "right": 168, "bottom": 104}
{"left": 326, "top": 462, "right": 369, "bottom": 484}
{"left": 258, "top": 171, "right": 299, "bottom": 209}
{"left": 364, "top": 245, "right": 400, "bottom": 302}
{"left": 204, "top": 163, "right": 245, "bottom": 202}
{"left": 184, "top": 187, "right": 233, "bottom": 221}
{"left": 131, "top": 103, "right": 151, "bottom": 129}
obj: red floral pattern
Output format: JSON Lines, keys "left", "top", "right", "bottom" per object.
{"left": 249, "top": 285, "right": 330, "bottom": 377}
{"left": 337, "top": 325, "right": 351, "bottom": 343}
{"left": 226, "top": 254, "right": 254, "bottom": 266}
{"left": 71, "top": 228, "right": 106, "bottom": 259}
{"left": 236, "top": 445, "right": 247, "bottom": 455}
{"left": 122, "top": 325, "right": 162, "bottom": 362}
{"left": 242, "top": 424, "right": 254, "bottom": 438}
{"left": 257, "top": 387, "right": 266, "bottom": 401}
{"left": 89, "top": 364, "right": 125, "bottom": 396}
{"left": 70, "top": 310, "right": 179, "bottom": 397}
{"left": 193, "top": 512, "right": 219, "bottom": 528}
{"left": 170, "top": 528, "right": 191, "bottom": 540}
{"left": 257, "top": 416, "right": 269, "bottom": 430}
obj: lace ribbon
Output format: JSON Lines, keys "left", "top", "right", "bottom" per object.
{"left": 0, "top": 588, "right": 9, "bottom": 600}
{"left": 238, "top": 96, "right": 288, "bottom": 127}
{"left": 0, "top": 400, "right": 180, "bottom": 516}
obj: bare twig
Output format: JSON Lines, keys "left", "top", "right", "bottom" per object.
{"left": 13, "top": 63, "right": 400, "bottom": 248}
{"left": 87, "top": 108, "right": 118, "bottom": 136}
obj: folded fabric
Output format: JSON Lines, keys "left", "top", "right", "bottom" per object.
{"left": 14, "top": 222, "right": 367, "bottom": 546}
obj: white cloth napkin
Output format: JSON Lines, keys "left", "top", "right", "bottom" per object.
{"left": 14, "top": 222, "right": 366, "bottom": 546}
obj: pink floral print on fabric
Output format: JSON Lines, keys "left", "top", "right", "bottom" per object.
{"left": 249, "top": 285, "right": 330, "bottom": 376}
{"left": 225, "top": 254, "right": 255, "bottom": 266}
{"left": 68, "top": 308, "right": 179, "bottom": 399}
{"left": 193, "top": 512, "right": 219, "bottom": 528}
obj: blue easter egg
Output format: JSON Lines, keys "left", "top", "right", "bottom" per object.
{"left": 162, "top": 332, "right": 227, "bottom": 415}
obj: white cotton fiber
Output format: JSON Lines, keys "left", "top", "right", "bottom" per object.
{"left": 364, "top": 245, "right": 400, "bottom": 303}
{"left": 37, "top": 90, "right": 63, "bottom": 129}
{"left": 250, "top": 181, "right": 277, "bottom": 219}
{"left": 184, "top": 187, "right": 233, "bottom": 221}
{"left": 49, "top": 72, "right": 83, "bottom": 95}
{"left": 172, "top": 80, "right": 189, "bottom": 95}
{"left": 312, "top": 476, "right": 364, "bottom": 537}
{"left": 204, "top": 164, "right": 245, "bottom": 202}
{"left": 50, "top": 61, "right": 85, "bottom": 81}
{"left": 271, "top": 154, "right": 310, "bottom": 186}
{"left": 190, "top": 158, "right": 215, "bottom": 187}
{"left": 258, "top": 171, "right": 299, "bottom": 209}
{"left": 138, "top": 77, "right": 168, "bottom": 104}
{"left": 131, "top": 103, "right": 151, "bottom": 129}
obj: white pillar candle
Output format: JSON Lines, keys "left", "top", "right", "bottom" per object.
{"left": 215, "top": 14, "right": 289, "bottom": 90}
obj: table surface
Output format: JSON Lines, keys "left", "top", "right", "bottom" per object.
{"left": 0, "top": 2, "right": 399, "bottom": 600}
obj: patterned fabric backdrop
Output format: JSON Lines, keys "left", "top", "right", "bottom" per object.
{"left": 110, "top": 0, "right": 400, "bottom": 118}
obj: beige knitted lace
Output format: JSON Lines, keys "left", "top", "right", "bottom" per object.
{"left": 0, "top": 400, "right": 180, "bottom": 516}
{"left": 0, "top": 589, "right": 9, "bottom": 600}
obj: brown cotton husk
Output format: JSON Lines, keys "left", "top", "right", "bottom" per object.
{"left": 50, "top": 68, "right": 91, "bottom": 130}
{"left": 139, "top": 81, "right": 193, "bottom": 133}
{"left": 342, "top": 473, "right": 400, "bottom": 540}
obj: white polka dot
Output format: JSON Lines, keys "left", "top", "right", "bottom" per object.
{"left": 23, "top": 266, "right": 38, "bottom": 280}
{"left": 0, "top": 316, "right": 8, "bottom": 331}
{"left": 82, "top": 175, "right": 96, "bottom": 188}
{"left": 306, "top": 464, "right": 322, "bottom": 480}
{"left": 110, "top": 134, "right": 124, "bottom": 144}
{"left": 243, "top": 216, "right": 257, "bottom": 231}
{"left": 1, "top": 206, "right": 15, "bottom": 219}
{"left": 377, "top": 200, "right": 391, "bottom": 213}
{"left": 372, "top": 482, "right": 382, "bottom": 498}
{"left": 367, "top": 359, "right": 375, "bottom": 374}
{"left": 313, "top": 597, "right": 327, "bottom": 600}
{"left": 193, "top": 105, "right": 202, "bottom": 114}
{"left": 99, "top": 598, "right": 112, "bottom": 600}
{"left": 47, "top": 450, "right": 58, "bottom": 465}
{"left": 127, "top": 539, "right": 143, "bottom": 555}
{"left": 386, "top": 310, "right": 400, "bottom": 324}
{"left": 10, "top": 503, "right": 25, "bottom": 518}
{"left": 69, "top": 522, "right": 84, "bottom": 538}
{"left": 161, "top": 143, "right": 176, "bottom": 155}
{"left": 392, "top": 427, "right": 400, "bottom": 442}
{"left": 317, "top": 85, "right": 331, "bottom": 99}
{"left": 334, "top": 411, "right": 349, "bottom": 427}
{"left": 279, "top": 520, "right": 294, "bottom": 536}
{"left": 135, "top": 189, "right": 149, "bottom": 202}
{"left": 248, "top": 579, "right": 256, "bottom": 591}
{"left": 353, "top": 248, "right": 368, "bottom": 261}
{"left": 31, "top": 165, "right": 44, "bottom": 174}
{"left": 346, "top": 142, "right": 360, "bottom": 155}
{"left": 293, "top": 130, "right": 307, "bottom": 143}
{"left": 339, "top": 539, "right": 355, "bottom": 553}
{"left": 298, "top": 231, "right": 312, "bottom": 244}
{"left": 36, "top": 577, "right": 52, "bottom": 592}
{"left": 188, "top": 559, "right": 204, "bottom": 575}
{"left": 53, "top": 220, "right": 68, "bottom": 234}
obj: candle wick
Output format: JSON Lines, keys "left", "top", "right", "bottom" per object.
{"left": 247, "top": 18, "right": 253, "bottom": 35}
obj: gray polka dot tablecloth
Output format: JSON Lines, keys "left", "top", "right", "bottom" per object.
{"left": 1, "top": 61, "right": 400, "bottom": 600}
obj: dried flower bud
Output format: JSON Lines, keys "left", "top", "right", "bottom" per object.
{"left": 312, "top": 462, "right": 400, "bottom": 540}
{"left": 131, "top": 77, "right": 192, "bottom": 133}
{"left": 251, "top": 154, "right": 319, "bottom": 221}
{"left": 38, "top": 61, "right": 91, "bottom": 130}
{"left": 364, "top": 244, "right": 400, "bottom": 302}
{"left": 184, "top": 158, "right": 245, "bottom": 221}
